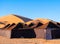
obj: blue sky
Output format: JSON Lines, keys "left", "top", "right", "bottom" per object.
{"left": 0, "top": 0, "right": 60, "bottom": 22}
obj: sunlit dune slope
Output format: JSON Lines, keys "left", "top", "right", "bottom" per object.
{"left": 0, "top": 14, "right": 25, "bottom": 24}
{"left": 26, "top": 18, "right": 51, "bottom": 26}
{"left": 26, "top": 18, "right": 51, "bottom": 25}
{"left": 0, "top": 24, "right": 5, "bottom": 28}
{"left": 35, "top": 18, "right": 51, "bottom": 24}
{"left": 0, "top": 14, "right": 32, "bottom": 28}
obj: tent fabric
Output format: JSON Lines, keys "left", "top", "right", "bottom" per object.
{"left": 12, "top": 23, "right": 24, "bottom": 30}
{"left": 51, "top": 29, "right": 60, "bottom": 39}
{"left": 11, "top": 28, "right": 36, "bottom": 38}
{"left": 47, "top": 22, "right": 59, "bottom": 28}
{"left": 57, "top": 22, "right": 60, "bottom": 27}
{"left": 2, "top": 24, "right": 10, "bottom": 29}
{"left": 37, "top": 21, "right": 60, "bottom": 29}
{"left": 26, "top": 20, "right": 43, "bottom": 28}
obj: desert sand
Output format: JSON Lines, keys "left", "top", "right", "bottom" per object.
{"left": 0, "top": 36, "right": 60, "bottom": 44}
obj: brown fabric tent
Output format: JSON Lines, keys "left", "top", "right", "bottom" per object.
{"left": 26, "top": 20, "right": 43, "bottom": 28}
{"left": 10, "top": 21, "right": 58, "bottom": 39}
{"left": 0, "top": 22, "right": 36, "bottom": 38}
{"left": 34, "top": 21, "right": 60, "bottom": 39}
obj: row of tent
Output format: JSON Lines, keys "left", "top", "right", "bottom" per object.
{"left": 0, "top": 14, "right": 60, "bottom": 39}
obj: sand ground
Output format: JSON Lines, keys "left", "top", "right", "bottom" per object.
{"left": 0, "top": 36, "right": 60, "bottom": 44}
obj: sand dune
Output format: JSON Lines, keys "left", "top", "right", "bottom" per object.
{"left": 0, "top": 15, "right": 25, "bottom": 24}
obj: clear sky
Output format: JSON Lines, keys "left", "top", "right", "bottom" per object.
{"left": 0, "top": 0, "right": 60, "bottom": 22}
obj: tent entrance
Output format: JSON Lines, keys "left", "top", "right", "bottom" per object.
{"left": 11, "top": 29, "right": 36, "bottom": 38}
{"left": 51, "top": 29, "right": 60, "bottom": 39}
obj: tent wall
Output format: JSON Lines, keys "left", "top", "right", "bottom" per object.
{"left": 34, "top": 29, "right": 46, "bottom": 39}
{"left": 46, "top": 29, "right": 52, "bottom": 39}
{"left": 0, "top": 28, "right": 60, "bottom": 39}
{"left": 51, "top": 28, "right": 60, "bottom": 39}
{"left": 0, "top": 29, "right": 11, "bottom": 38}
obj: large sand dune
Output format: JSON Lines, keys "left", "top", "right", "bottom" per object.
{"left": 0, "top": 36, "right": 60, "bottom": 44}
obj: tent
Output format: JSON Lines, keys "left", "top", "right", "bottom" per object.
{"left": 0, "top": 22, "right": 36, "bottom": 38}
{"left": 34, "top": 21, "right": 60, "bottom": 39}
{"left": 26, "top": 20, "right": 58, "bottom": 39}
{"left": 10, "top": 20, "right": 43, "bottom": 38}
{"left": 26, "top": 20, "right": 43, "bottom": 28}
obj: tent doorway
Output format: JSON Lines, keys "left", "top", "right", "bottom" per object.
{"left": 51, "top": 29, "right": 60, "bottom": 39}
{"left": 11, "top": 28, "right": 36, "bottom": 38}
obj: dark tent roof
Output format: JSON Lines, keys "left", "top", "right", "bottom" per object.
{"left": 36, "top": 22, "right": 43, "bottom": 27}
{"left": 37, "top": 21, "right": 60, "bottom": 29}
{"left": 27, "top": 20, "right": 43, "bottom": 28}
{"left": 56, "top": 22, "right": 60, "bottom": 28}
{"left": 12, "top": 23, "right": 24, "bottom": 30}
{"left": 3, "top": 24, "right": 10, "bottom": 29}
{"left": 28, "top": 21, "right": 43, "bottom": 28}
{"left": 47, "top": 22, "right": 59, "bottom": 28}
{"left": 7, "top": 23, "right": 16, "bottom": 28}
{"left": 57, "top": 22, "right": 60, "bottom": 25}
{"left": 28, "top": 23, "right": 35, "bottom": 27}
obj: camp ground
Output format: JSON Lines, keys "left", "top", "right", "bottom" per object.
{"left": 0, "top": 14, "right": 60, "bottom": 40}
